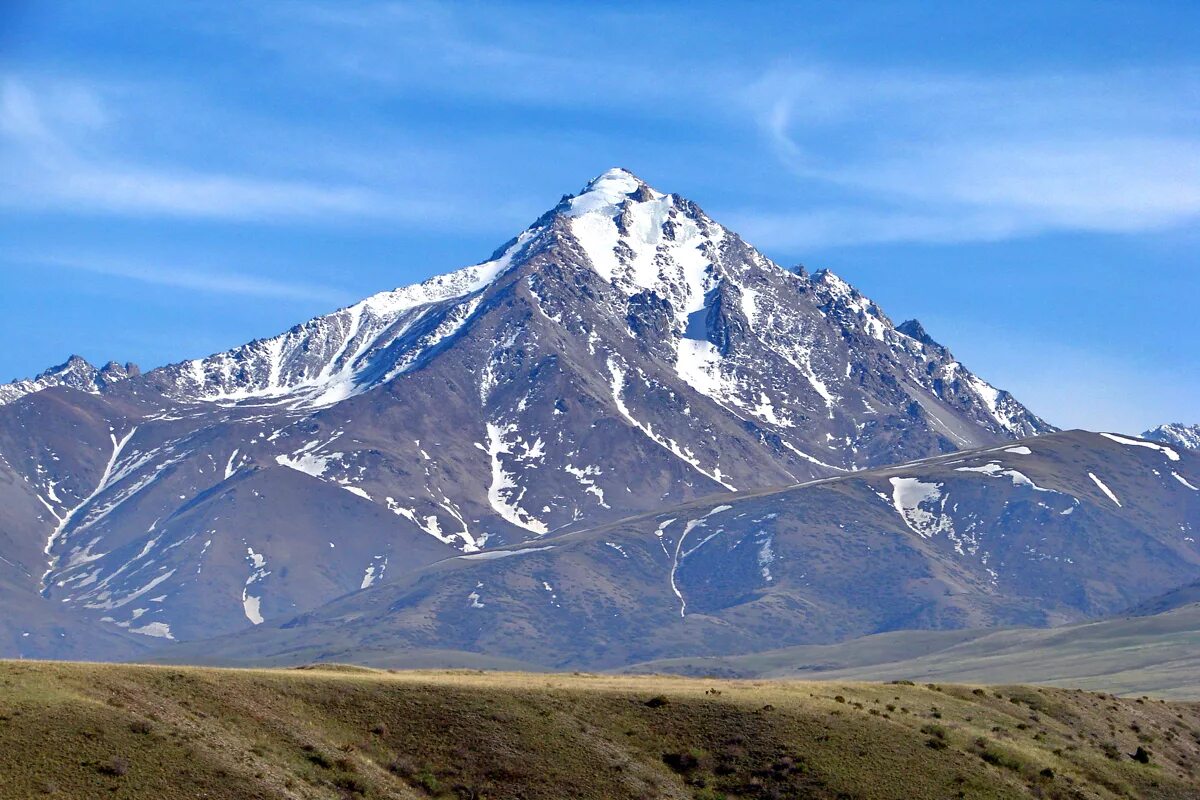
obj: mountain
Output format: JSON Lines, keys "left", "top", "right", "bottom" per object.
{"left": 160, "top": 429, "right": 1200, "bottom": 670}
{"left": 0, "top": 168, "right": 1055, "bottom": 658}
{"left": 0, "top": 355, "right": 138, "bottom": 405}
{"left": 1145, "top": 423, "right": 1200, "bottom": 451}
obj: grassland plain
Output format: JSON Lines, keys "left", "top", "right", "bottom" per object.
{"left": 0, "top": 662, "right": 1199, "bottom": 799}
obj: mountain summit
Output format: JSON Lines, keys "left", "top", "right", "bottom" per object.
{"left": 124, "top": 168, "right": 1049, "bottom": 438}
{"left": 0, "top": 168, "right": 1054, "bottom": 656}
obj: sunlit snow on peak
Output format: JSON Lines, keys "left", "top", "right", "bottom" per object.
{"left": 567, "top": 168, "right": 659, "bottom": 216}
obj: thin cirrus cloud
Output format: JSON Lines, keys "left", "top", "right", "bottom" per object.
{"left": 730, "top": 66, "right": 1200, "bottom": 249}
{"left": 0, "top": 77, "right": 457, "bottom": 225}
{"left": 4, "top": 22, "right": 1199, "bottom": 253}
{"left": 37, "top": 167, "right": 445, "bottom": 223}
{"left": 256, "top": 4, "right": 1200, "bottom": 250}
{"left": 13, "top": 253, "right": 354, "bottom": 304}
{"left": 251, "top": 2, "right": 716, "bottom": 115}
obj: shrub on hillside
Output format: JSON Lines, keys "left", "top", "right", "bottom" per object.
{"left": 333, "top": 774, "right": 369, "bottom": 795}
{"left": 662, "top": 750, "right": 703, "bottom": 773}
{"left": 98, "top": 756, "right": 129, "bottom": 777}
{"left": 921, "top": 724, "right": 947, "bottom": 740}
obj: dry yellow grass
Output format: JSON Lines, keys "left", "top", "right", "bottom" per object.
{"left": 1, "top": 661, "right": 1199, "bottom": 799}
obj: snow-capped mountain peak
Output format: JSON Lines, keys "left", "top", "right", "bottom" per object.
{"left": 0, "top": 167, "right": 1066, "bottom": 654}
{"left": 559, "top": 170, "right": 725, "bottom": 319}
{"left": 143, "top": 168, "right": 687, "bottom": 409}
{"left": 144, "top": 168, "right": 731, "bottom": 410}
{"left": 7, "top": 168, "right": 1054, "bottom": 449}
{"left": 565, "top": 167, "right": 662, "bottom": 216}
{"left": 1145, "top": 423, "right": 1200, "bottom": 451}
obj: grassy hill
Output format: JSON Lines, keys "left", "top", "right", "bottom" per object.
{"left": 1, "top": 662, "right": 1199, "bottom": 799}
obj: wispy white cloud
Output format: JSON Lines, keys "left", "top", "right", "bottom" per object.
{"left": 242, "top": 1, "right": 735, "bottom": 118}
{"left": 736, "top": 66, "right": 1200, "bottom": 248}
{"left": 249, "top": 5, "right": 1200, "bottom": 248}
{"left": 0, "top": 77, "right": 459, "bottom": 225}
{"left": 27, "top": 165, "right": 451, "bottom": 223}
{"left": 10, "top": 253, "right": 353, "bottom": 304}
{"left": 5, "top": 10, "right": 1200, "bottom": 254}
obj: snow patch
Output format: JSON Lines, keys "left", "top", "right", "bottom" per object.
{"left": 223, "top": 449, "right": 240, "bottom": 479}
{"left": 955, "top": 462, "right": 1053, "bottom": 491}
{"left": 485, "top": 423, "right": 549, "bottom": 534}
{"left": 242, "top": 546, "right": 270, "bottom": 625}
{"left": 604, "top": 541, "right": 628, "bottom": 557}
{"left": 360, "top": 556, "right": 388, "bottom": 589}
{"left": 889, "top": 477, "right": 954, "bottom": 538}
{"left": 458, "top": 545, "right": 555, "bottom": 561}
{"left": 129, "top": 621, "right": 173, "bottom": 639}
{"left": 1171, "top": 471, "right": 1198, "bottom": 491}
{"left": 1088, "top": 472, "right": 1122, "bottom": 507}
{"left": 756, "top": 532, "right": 775, "bottom": 582}
{"left": 1100, "top": 432, "right": 1179, "bottom": 461}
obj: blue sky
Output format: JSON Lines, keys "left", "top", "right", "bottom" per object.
{"left": 1, "top": 1, "right": 1197, "bottom": 433}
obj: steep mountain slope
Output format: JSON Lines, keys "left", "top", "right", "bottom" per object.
{"left": 160, "top": 430, "right": 1200, "bottom": 669}
{"left": 1146, "top": 423, "right": 1200, "bottom": 451}
{"left": 0, "top": 169, "right": 1053, "bottom": 656}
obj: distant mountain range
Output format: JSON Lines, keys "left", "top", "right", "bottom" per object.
{"left": 0, "top": 169, "right": 1196, "bottom": 675}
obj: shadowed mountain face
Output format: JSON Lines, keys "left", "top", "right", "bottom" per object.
{"left": 0, "top": 169, "right": 1055, "bottom": 658}
{"left": 161, "top": 430, "right": 1200, "bottom": 670}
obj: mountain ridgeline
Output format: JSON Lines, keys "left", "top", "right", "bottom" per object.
{"left": 0, "top": 169, "right": 1195, "bottom": 672}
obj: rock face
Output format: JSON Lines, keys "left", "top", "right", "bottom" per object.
{"left": 1145, "top": 423, "right": 1200, "bottom": 451}
{"left": 0, "top": 168, "right": 1058, "bottom": 658}
{"left": 163, "top": 430, "right": 1200, "bottom": 669}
